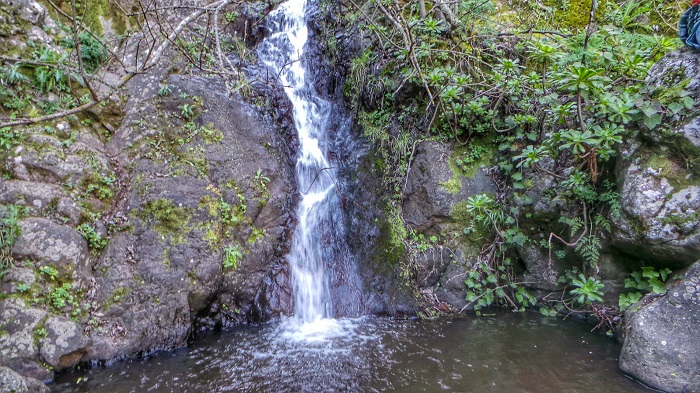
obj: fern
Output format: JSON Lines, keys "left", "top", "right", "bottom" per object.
{"left": 598, "top": 181, "right": 622, "bottom": 220}
{"left": 575, "top": 235, "right": 602, "bottom": 267}
{"left": 558, "top": 216, "right": 583, "bottom": 238}
{"left": 593, "top": 214, "right": 612, "bottom": 233}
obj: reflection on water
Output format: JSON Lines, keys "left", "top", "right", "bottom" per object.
{"left": 51, "top": 313, "right": 650, "bottom": 393}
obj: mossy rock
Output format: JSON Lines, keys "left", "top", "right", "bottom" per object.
{"left": 544, "top": 0, "right": 608, "bottom": 30}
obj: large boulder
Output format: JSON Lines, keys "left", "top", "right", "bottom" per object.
{"left": 0, "top": 180, "right": 81, "bottom": 225}
{"left": 400, "top": 140, "right": 499, "bottom": 311}
{"left": 613, "top": 148, "right": 700, "bottom": 267}
{"left": 619, "top": 260, "right": 700, "bottom": 392}
{"left": 0, "top": 299, "right": 89, "bottom": 379}
{"left": 612, "top": 48, "right": 700, "bottom": 268}
{"left": 38, "top": 316, "right": 90, "bottom": 370}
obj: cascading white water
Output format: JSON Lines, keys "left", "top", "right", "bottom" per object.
{"left": 259, "top": 0, "right": 341, "bottom": 330}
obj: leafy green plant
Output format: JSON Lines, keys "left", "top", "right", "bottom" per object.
{"left": 619, "top": 267, "right": 672, "bottom": 310}
{"left": 223, "top": 245, "right": 242, "bottom": 269}
{"left": 50, "top": 283, "right": 75, "bottom": 309}
{"left": 570, "top": 274, "right": 605, "bottom": 304}
{"left": 464, "top": 259, "right": 537, "bottom": 311}
{"left": 179, "top": 103, "right": 196, "bottom": 119}
{"left": 62, "top": 32, "right": 107, "bottom": 72}
{"left": 39, "top": 266, "right": 60, "bottom": 280}
{"left": 159, "top": 84, "right": 172, "bottom": 97}
{"left": 85, "top": 174, "right": 115, "bottom": 200}
{"left": 76, "top": 224, "right": 107, "bottom": 251}
{"left": 0, "top": 127, "right": 18, "bottom": 150}
{"left": 345, "top": 0, "right": 686, "bottom": 319}
{"left": 0, "top": 205, "right": 26, "bottom": 274}
{"left": 253, "top": 169, "right": 270, "bottom": 191}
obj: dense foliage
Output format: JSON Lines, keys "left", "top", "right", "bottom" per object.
{"left": 346, "top": 0, "right": 694, "bottom": 319}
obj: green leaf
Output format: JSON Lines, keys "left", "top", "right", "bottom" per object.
{"left": 668, "top": 102, "right": 684, "bottom": 114}
{"left": 539, "top": 306, "right": 557, "bottom": 317}
{"left": 649, "top": 277, "right": 666, "bottom": 294}
{"left": 682, "top": 96, "right": 695, "bottom": 109}
{"left": 642, "top": 266, "right": 657, "bottom": 279}
{"left": 643, "top": 113, "right": 662, "bottom": 129}
{"left": 495, "top": 288, "right": 506, "bottom": 298}
{"left": 659, "top": 268, "right": 672, "bottom": 282}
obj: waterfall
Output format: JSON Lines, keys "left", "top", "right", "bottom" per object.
{"left": 259, "top": 0, "right": 353, "bottom": 328}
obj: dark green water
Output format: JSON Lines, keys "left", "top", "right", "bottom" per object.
{"left": 51, "top": 313, "right": 650, "bottom": 392}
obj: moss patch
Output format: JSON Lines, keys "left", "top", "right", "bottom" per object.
{"left": 139, "top": 198, "right": 192, "bottom": 242}
{"left": 440, "top": 175, "right": 462, "bottom": 194}
{"left": 544, "top": 0, "right": 608, "bottom": 30}
{"left": 440, "top": 136, "right": 495, "bottom": 193}
{"left": 647, "top": 153, "right": 700, "bottom": 189}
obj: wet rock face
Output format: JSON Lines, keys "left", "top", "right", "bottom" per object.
{"left": 619, "top": 260, "right": 700, "bottom": 392}
{"left": 0, "top": 300, "right": 88, "bottom": 386}
{"left": 79, "top": 71, "right": 297, "bottom": 360}
{"left": 400, "top": 141, "right": 499, "bottom": 311}
{"left": 1, "top": 42, "right": 296, "bottom": 380}
{"left": 0, "top": 299, "right": 48, "bottom": 380}
{"left": 613, "top": 151, "right": 700, "bottom": 267}
{"left": 38, "top": 316, "right": 90, "bottom": 369}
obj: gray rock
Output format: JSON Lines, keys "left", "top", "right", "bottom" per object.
{"left": 619, "top": 260, "right": 700, "bottom": 392}
{"left": 0, "top": 180, "right": 81, "bottom": 225}
{"left": 38, "top": 316, "right": 89, "bottom": 369}
{"left": 77, "top": 71, "right": 296, "bottom": 361}
{"left": 612, "top": 152, "right": 700, "bottom": 267}
{"left": 647, "top": 47, "right": 700, "bottom": 101}
{"left": 436, "top": 262, "right": 470, "bottom": 311}
{"left": 0, "top": 366, "right": 27, "bottom": 393}
{"left": 645, "top": 48, "right": 700, "bottom": 149}
{"left": 610, "top": 48, "right": 700, "bottom": 268}
{"left": 0, "top": 299, "right": 51, "bottom": 380}
{"left": 0, "top": 299, "right": 45, "bottom": 360}
{"left": 12, "top": 139, "right": 102, "bottom": 186}
{"left": 675, "top": 116, "right": 700, "bottom": 148}
{"left": 23, "top": 377, "right": 49, "bottom": 393}
{"left": 0, "top": 366, "right": 49, "bottom": 393}
{"left": 12, "top": 218, "right": 90, "bottom": 280}
{"left": 402, "top": 141, "right": 497, "bottom": 232}
{"left": 517, "top": 245, "right": 560, "bottom": 291}
{"left": 0, "top": 267, "right": 35, "bottom": 295}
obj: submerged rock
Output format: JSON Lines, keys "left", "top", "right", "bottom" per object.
{"left": 619, "top": 260, "right": 700, "bottom": 392}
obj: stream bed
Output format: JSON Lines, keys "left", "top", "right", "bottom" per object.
{"left": 51, "top": 312, "right": 650, "bottom": 392}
